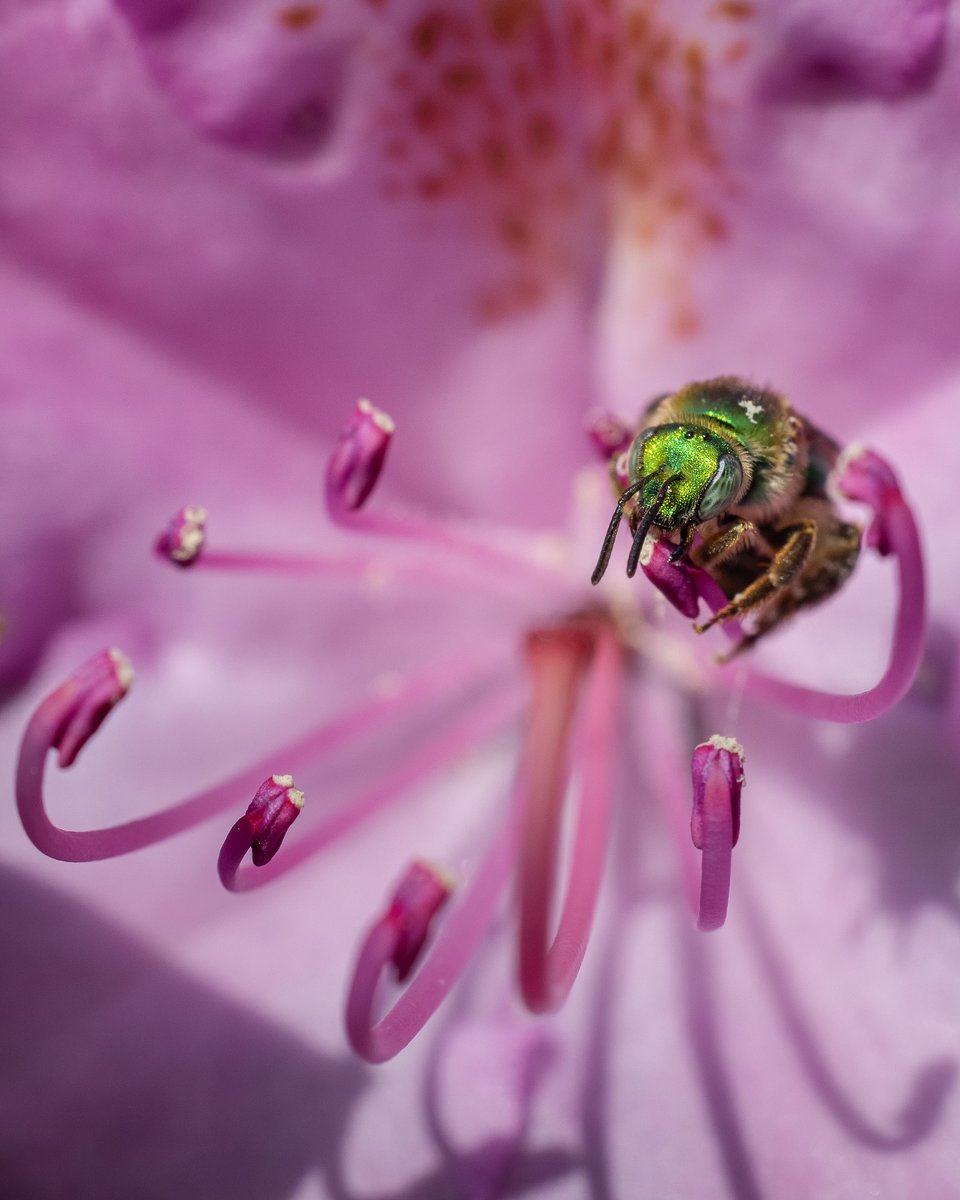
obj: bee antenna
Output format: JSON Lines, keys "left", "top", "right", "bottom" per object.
{"left": 625, "top": 474, "right": 682, "bottom": 579}
{"left": 590, "top": 471, "right": 659, "bottom": 586}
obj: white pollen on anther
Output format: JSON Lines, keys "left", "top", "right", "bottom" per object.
{"left": 107, "top": 648, "right": 135, "bottom": 692}
{"left": 357, "top": 397, "right": 396, "bottom": 433}
{"left": 638, "top": 526, "right": 660, "bottom": 567}
{"left": 829, "top": 442, "right": 868, "bottom": 501}
{"left": 707, "top": 733, "right": 745, "bottom": 762}
{"left": 739, "top": 398, "right": 763, "bottom": 423}
{"left": 272, "top": 774, "right": 295, "bottom": 788}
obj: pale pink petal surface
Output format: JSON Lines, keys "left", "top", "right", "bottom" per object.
{"left": 2, "top": 1, "right": 960, "bottom": 1198}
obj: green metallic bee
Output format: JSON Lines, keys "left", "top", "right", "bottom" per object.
{"left": 591, "top": 376, "right": 862, "bottom": 654}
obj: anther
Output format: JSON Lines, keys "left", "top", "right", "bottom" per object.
{"left": 51, "top": 648, "right": 134, "bottom": 769}
{"left": 155, "top": 505, "right": 207, "bottom": 566}
{"left": 326, "top": 398, "right": 395, "bottom": 512}
{"left": 584, "top": 409, "right": 633, "bottom": 460}
{"left": 247, "top": 773, "right": 305, "bottom": 864}
{"left": 382, "top": 860, "right": 454, "bottom": 982}
{"left": 639, "top": 533, "right": 701, "bottom": 619}
{"left": 690, "top": 735, "right": 744, "bottom": 931}
{"left": 218, "top": 774, "right": 304, "bottom": 889}
{"left": 832, "top": 444, "right": 902, "bottom": 557}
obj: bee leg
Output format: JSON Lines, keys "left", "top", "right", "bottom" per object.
{"left": 693, "top": 520, "right": 817, "bottom": 634}
{"left": 667, "top": 523, "right": 697, "bottom": 564}
{"left": 691, "top": 519, "right": 759, "bottom": 567}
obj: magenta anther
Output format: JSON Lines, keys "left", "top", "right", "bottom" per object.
{"left": 326, "top": 398, "right": 395, "bottom": 513}
{"left": 690, "top": 736, "right": 744, "bottom": 931}
{"left": 155, "top": 505, "right": 207, "bottom": 567}
{"left": 217, "top": 774, "right": 305, "bottom": 889}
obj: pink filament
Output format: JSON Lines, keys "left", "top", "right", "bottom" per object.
{"left": 325, "top": 485, "right": 577, "bottom": 602}
{"left": 742, "top": 494, "right": 924, "bottom": 723}
{"left": 161, "top": 544, "right": 551, "bottom": 604}
{"left": 517, "top": 625, "right": 623, "bottom": 1013}
{"left": 694, "top": 759, "right": 735, "bottom": 932}
{"left": 17, "top": 647, "right": 507, "bottom": 863}
{"left": 219, "top": 680, "right": 524, "bottom": 891}
{"left": 344, "top": 806, "right": 519, "bottom": 1063}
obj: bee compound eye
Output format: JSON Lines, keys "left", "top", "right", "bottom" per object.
{"left": 697, "top": 454, "right": 744, "bottom": 521}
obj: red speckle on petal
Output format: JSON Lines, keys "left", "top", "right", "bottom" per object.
{"left": 416, "top": 173, "right": 450, "bottom": 199}
{"left": 499, "top": 211, "right": 537, "bottom": 250}
{"left": 412, "top": 94, "right": 445, "bottom": 130}
{"left": 486, "top": 0, "right": 540, "bottom": 43}
{"left": 277, "top": 4, "right": 322, "bottom": 30}
{"left": 441, "top": 62, "right": 485, "bottom": 93}
{"left": 411, "top": 12, "right": 448, "bottom": 56}
{"left": 526, "top": 112, "right": 559, "bottom": 158}
{"left": 368, "top": 0, "right": 751, "bottom": 323}
{"left": 710, "top": 1, "right": 754, "bottom": 20}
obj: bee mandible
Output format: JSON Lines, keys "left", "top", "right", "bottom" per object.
{"left": 591, "top": 376, "right": 862, "bottom": 654}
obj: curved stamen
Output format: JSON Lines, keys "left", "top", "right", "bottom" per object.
{"left": 742, "top": 448, "right": 924, "bottom": 723}
{"left": 326, "top": 400, "right": 576, "bottom": 597}
{"left": 517, "top": 624, "right": 622, "bottom": 1013}
{"left": 217, "top": 774, "right": 304, "bottom": 888}
{"left": 220, "top": 679, "right": 524, "bottom": 892}
{"left": 344, "top": 808, "right": 519, "bottom": 1064}
{"left": 690, "top": 737, "right": 744, "bottom": 932}
{"left": 17, "top": 645, "right": 508, "bottom": 862}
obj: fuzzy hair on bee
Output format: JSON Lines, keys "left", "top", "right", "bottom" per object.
{"left": 591, "top": 376, "right": 862, "bottom": 654}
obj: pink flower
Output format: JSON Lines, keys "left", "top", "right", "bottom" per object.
{"left": 2, "top": 1, "right": 960, "bottom": 1197}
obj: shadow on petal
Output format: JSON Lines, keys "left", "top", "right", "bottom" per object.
{"left": 0, "top": 862, "right": 365, "bottom": 1200}
{"left": 115, "top": 0, "right": 350, "bottom": 162}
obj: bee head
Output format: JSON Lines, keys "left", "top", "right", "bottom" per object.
{"left": 629, "top": 423, "right": 745, "bottom": 530}
{"left": 591, "top": 421, "right": 749, "bottom": 586}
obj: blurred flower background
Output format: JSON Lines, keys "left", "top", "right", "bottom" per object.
{"left": 2, "top": 0, "right": 960, "bottom": 1197}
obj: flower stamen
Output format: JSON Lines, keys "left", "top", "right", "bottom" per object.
{"left": 217, "top": 773, "right": 305, "bottom": 889}
{"left": 155, "top": 504, "right": 207, "bottom": 567}
{"left": 327, "top": 397, "right": 395, "bottom": 512}
{"left": 226, "top": 678, "right": 524, "bottom": 893}
{"left": 690, "top": 736, "right": 744, "bottom": 932}
{"left": 742, "top": 446, "right": 925, "bottom": 722}
{"left": 345, "top": 809, "right": 518, "bottom": 1063}
{"left": 153, "top": 508, "right": 550, "bottom": 604}
{"left": 325, "top": 401, "right": 580, "bottom": 600}
{"left": 17, "top": 646, "right": 508, "bottom": 864}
